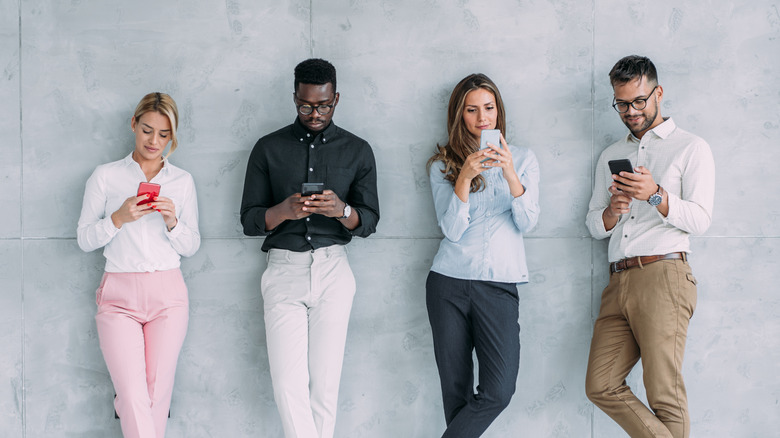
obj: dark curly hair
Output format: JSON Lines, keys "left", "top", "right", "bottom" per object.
{"left": 294, "top": 58, "right": 337, "bottom": 92}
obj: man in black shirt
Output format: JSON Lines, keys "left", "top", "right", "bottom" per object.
{"left": 240, "top": 58, "right": 379, "bottom": 438}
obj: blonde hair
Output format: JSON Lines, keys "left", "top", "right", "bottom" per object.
{"left": 133, "top": 92, "right": 179, "bottom": 158}
{"left": 427, "top": 74, "right": 507, "bottom": 193}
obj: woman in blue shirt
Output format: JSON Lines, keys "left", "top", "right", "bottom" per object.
{"left": 426, "top": 73, "right": 540, "bottom": 438}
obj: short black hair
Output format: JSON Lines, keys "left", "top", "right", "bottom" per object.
{"left": 294, "top": 58, "right": 337, "bottom": 92}
{"left": 609, "top": 55, "right": 658, "bottom": 87}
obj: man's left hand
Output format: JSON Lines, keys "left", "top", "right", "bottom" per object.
{"left": 612, "top": 166, "right": 657, "bottom": 201}
{"left": 301, "top": 190, "right": 346, "bottom": 218}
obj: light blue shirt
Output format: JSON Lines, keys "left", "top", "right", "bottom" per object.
{"left": 429, "top": 145, "right": 540, "bottom": 283}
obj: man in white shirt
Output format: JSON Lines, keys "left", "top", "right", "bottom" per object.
{"left": 584, "top": 55, "right": 715, "bottom": 438}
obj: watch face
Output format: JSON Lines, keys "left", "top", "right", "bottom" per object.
{"left": 648, "top": 193, "right": 662, "bottom": 206}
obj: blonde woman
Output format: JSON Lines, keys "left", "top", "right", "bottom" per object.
{"left": 77, "top": 92, "right": 200, "bottom": 438}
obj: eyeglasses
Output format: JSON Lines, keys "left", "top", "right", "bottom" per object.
{"left": 295, "top": 96, "right": 336, "bottom": 115}
{"left": 612, "top": 85, "right": 658, "bottom": 113}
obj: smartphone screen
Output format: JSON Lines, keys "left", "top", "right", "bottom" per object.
{"left": 480, "top": 129, "right": 501, "bottom": 163}
{"left": 480, "top": 129, "right": 501, "bottom": 150}
{"left": 301, "top": 182, "right": 324, "bottom": 196}
{"left": 608, "top": 159, "right": 634, "bottom": 176}
{"left": 607, "top": 159, "right": 634, "bottom": 188}
{"left": 137, "top": 182, "right": 161, "bottom": 205}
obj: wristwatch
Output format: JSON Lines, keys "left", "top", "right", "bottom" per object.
{"left": 339, "top": 203, "right": 352, "bottom": 219}
{"left": 648, "top": 185, "right": 663, "bottom": 206}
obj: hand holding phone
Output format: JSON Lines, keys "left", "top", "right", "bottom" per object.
{"left": 137, "top": 182, "right": 161, "bottom": 205}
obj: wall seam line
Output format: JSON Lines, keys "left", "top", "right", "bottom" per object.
{"left": 18, "top": 0, "right": 26, "bottom": 435}
{"left": 309, "top": 0, "right": 313, "bottom": 57}
{"left": 590, "top": 0, "right": 596, "bottom": 436}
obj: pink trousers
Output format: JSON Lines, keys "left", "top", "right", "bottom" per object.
{"left": 95, "top": 269, "right": 189, "bottom": 438}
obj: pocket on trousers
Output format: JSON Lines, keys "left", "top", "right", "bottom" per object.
{"left": 95, "top": 273, "right": 109, "bottom": 306}
{"left": 684, "top": 271, "right": 698, "bottom": 316}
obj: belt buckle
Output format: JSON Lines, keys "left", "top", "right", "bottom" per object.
{"left": 610, "top": 261, "right": 625, "bottom": 273}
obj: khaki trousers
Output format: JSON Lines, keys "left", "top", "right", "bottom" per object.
{"left": 585, "top": 258, "right": 697, "bottom": 438}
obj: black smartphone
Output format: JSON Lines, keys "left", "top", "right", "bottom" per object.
{"left": 301, "top": 182, "right": 324, "bottom": 196}
{"left": 608, "top": 159, "right": 634, "bottom": 182}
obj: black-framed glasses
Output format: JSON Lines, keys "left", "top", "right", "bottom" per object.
{"left": 295, "top": 95, "right": 336, "bottom": 116}
{"left": 296, "top": 103, "right": 334, "bottom": 115}
{"left": 612, "top": 85, "right": 658, "bottom": 113}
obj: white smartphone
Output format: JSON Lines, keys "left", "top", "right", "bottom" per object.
{"left": 480, "top": 129, "right": 501, "bottom": 150}
{"left": 480, "top": 129, "right": 501, "bottom": 163}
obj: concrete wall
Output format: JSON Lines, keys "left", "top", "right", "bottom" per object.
{"left": 2, "top": 0, "right": 778, "bottom": 436}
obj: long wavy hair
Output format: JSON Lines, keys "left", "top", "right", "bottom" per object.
{"left": 133, "top": 92, "right": 179, "bottom": 159}
{"left": 427, "top": 73, "right": 506, "bottom": 192}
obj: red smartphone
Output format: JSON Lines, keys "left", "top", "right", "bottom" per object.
{"left": 137, "top": 182, "right": 161, "bottom": 205}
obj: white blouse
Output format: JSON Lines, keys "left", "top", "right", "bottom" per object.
{"left": 77, "top": 153, "right": 200, "bottom": 272}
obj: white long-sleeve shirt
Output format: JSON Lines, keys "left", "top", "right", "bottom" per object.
{"left": 77, "top": 153, "right": 200, "bottom": 272}
{"left": 586, "top": 117, "right": 715, "bottom": 262}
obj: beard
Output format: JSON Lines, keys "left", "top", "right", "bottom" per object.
{"left": 622, "top": 100, "right": 658, "bottom": 136}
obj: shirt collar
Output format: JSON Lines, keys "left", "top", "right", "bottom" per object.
{"left": 628, "top": 116, "right": 676, "bottom": 142}
{"left": 122, "top": 151, "right": 170, "bottom": 173}
{"left": 291, "top": 117, "right": 338, "bottom": 144}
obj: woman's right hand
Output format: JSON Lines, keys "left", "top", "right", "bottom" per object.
{"left": 453, "top": 149, "right": 491, "bottom": 203}
{"left": 459, "top": 149, "right": 492, "bottom": 182}
{"left": 111, "top": 195, "right": 156, "bottom": 229}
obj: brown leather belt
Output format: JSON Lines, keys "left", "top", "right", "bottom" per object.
{"left": 610, "top": 252, "right": 685, "bottom": 274}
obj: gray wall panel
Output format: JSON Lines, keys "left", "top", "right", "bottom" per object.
{"left": 0, "top": 0, "right": 20, "bottom": 238}
{"left": 0, "top": 241, "right": 23, "bottom": 436}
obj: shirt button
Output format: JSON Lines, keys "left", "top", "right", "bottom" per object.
{"left": 306, "top": 218, "right": 310, "bottom": 222}
{"left": 323, "top": 138, "right": 327, "bottom": 143}
{"left": 624, "top": 235, "right": 628, "bottom": 238}
{"left": 307, "top": 236, "right": 312, "bottom": 241}
{"left": 631, "top": 216, "right": 635, "bottom": 219}
{"left": 310, "top": 144, "right": 314, "bottom": 148}
{"left": 309, "top": 168, "right": 313, "bottom": 172}
{"left": 299, "top": 138, "right": 303, "bottom": 142}
{"left": 306, "top": 133, "right": 311, "bottom": 138}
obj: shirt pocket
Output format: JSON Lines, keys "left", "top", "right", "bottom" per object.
{"left": 326, "top": 166, "right": 356, "bottom": 199}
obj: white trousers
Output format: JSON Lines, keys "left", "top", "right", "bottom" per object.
{"left": 261, "top": 245, "right": 356, "bottom": 438}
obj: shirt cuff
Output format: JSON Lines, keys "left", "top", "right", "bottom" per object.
{"left": 448, "top": 192, "right": 470, "bottom": 220}
{"left": 101, "top": 216, "right": 121, "bottom": 237}
{"left": 166, "top": 220, "right": 183, "bottom": 238}
{"left": 511, "top": 191, "right": 532, "bottom": 210}
{"left": 660, "top": 190, "right": 679, "bottom": 224}
{"left": 586, "top": 210, "right": 613, "bottom": 239}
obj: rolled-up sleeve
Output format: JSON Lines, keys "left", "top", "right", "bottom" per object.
{"left": 240, "top": 144, "right": 273, "bottom": 236}
{"left": 663, "top": 140, "right": 715, "bottom": 235}
{"left": 429, "top": 161, "right": 471, "bottom": 242}
{"left": 510, "top": 148, "right": 540, "bottom": 233}
{"left": 346, "top": 142, "right": 380, "bottom": 238}
{"left": 77, "top": 168, "right": 120, "bottom": 252}
{"left": 586, "top": 154, "right": 615, "bottom": 240}
{"left": 166, "top": 173, "right": 200, "bottom": 257}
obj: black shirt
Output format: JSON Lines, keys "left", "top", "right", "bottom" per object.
{"left": 240, "top": 118, "right": 380, "bottom": 252}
